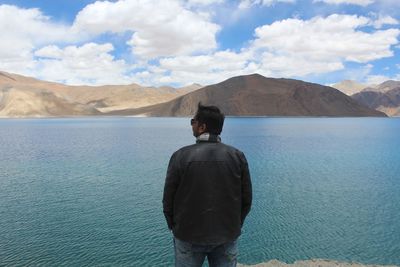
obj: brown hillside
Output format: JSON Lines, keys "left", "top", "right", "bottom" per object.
{"left": 0, "top": 71, "right": 201, "bottom": 117}
{"left": 352, "top": 87, "right": 400, "bottom": 117}
{"left": 0, "top": 88, "right": 100, "bottom": 117}
{"left": 110, "top": 74, "right": 386, "bottom": 117}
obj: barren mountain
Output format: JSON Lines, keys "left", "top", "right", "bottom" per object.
{"left": 361, "top": 80, "right": 400, "bottom": 94}
{"left": 0, "top": 71, "right": 201, "bottom": 117}
{"left": 0, "top": 88, "right": 100, "bottom": 117}
{"left": 331, "top": 80, "right": 367, "bottom": 96}
{"left": 352, "top": 86, "right": 400, "bottom": 116}
{"left": 110, "top": 74, "right": 386, "bottom": 117}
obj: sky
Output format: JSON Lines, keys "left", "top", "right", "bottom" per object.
{"left": 0, "top": 0, "right": 399, "bottom": 87}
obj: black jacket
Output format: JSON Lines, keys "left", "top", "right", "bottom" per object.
{"left": 162, "top": 134, "right": 252, "bottom": 245}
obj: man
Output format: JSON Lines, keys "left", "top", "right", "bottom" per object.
{"left": 163, "top": 103, "right": 252, "bottom": 267}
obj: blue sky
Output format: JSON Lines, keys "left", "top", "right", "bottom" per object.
{"left": 0, "top": 0, "right": 399, "bottom": 86}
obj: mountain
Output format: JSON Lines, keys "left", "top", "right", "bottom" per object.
{"left": 110, "top": 74, "right": 386, "bottom": 117}
{"left": 333, "top": 79, "right": 400, "bottom": 116}
{"left": 0, "top": 71, "right": 201, "bottom": 117}
{"left": 361, "top": 80, "right": 400, "bottom": 93}
{"left": 351, "top": 84, "right": 400, "bottom": 117}
{"left": 0, "top": 88, "right": 100, "bottom": 117}
{"left": 331, "top": 80, "right": 367, "bottom": 96}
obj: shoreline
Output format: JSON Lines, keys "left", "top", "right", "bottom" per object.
{"left": 238, "top": 259, "right": 399, "bottom": 267}
{"left": 1, "top": 115, "right": 399, "bottom": 119}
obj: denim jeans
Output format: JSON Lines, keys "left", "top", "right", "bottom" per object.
{"left": 173, "top": 237, "right": 238, "bottom": 267}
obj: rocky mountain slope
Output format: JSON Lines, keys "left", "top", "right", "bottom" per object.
{"left": 361, "top": 80, "right": 400, "bottom": 93}
{"left": 111, "top": 74, "right": 386, "bottom": 117}
{"left": 331, "top": 80, "right": 367, "bottom": 96}
{"left": 239, "top": 259, "right": 398, "bottom": 267}
{"left": 351, "top": 83, "right": 400, "bottom": 116}
{"left": 0, "top": 71, "right": 200, "bottom": 117}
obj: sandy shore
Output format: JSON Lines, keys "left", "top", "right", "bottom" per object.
{"left": 239, "top": 259, "right": 399, "bottom": 267}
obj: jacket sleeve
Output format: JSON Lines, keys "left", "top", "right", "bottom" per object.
{"left": 162, "top": 152, "right": 180, "bottom": 230}
{"left": 240, "top": 152, "right": 252, "bottom": 226}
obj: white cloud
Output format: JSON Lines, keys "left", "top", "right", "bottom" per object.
{"left": 251, "top": 14, "right": 399, "bottom": 66}
{"left": 35, "top": 45, "right": 65, "bottom": 59}
{"left": 361, "top": 65, "right": 400, "bottom": 85}
{"left": 1, "top": 2, "right": 399, "bottom": 87}
{"left": 73, "top": 0, "right": 220, "bottom": 59}
{"left": 34, "top": 43, "right": 131, "bottom": 85}
{"left": 124, "top": 49, "right": 260, "bottom": 86}
{"left": 160, "top": 50, "right": 251, "bottom": 73}
{"left": 133, "top": 13, "right": 400, "bottom": 86}
{"left": 344, "top": 64, "right": 374, "bottom": 81}
{"left": 239, "top": 0, "right": 295, "bottom": 9}
{"left": 371, "top": 15, "right": 399, "bottom": 29}
{"left": 0, "top": 4, "right": 80, "bottom": 75}
{"left": 365, "top": 74, "right": 393, "bottom": 84}
{"left": 259, "top": 53, "right": 344, "bottom": 77}
{"left": 144, "top": 50, "right": 256, "bottom": 85}
{"left": 313, "top": 0, "right": 374, "bottom": 6}
{"left": 184, "top": 0, "right": 224, "bottom": 6}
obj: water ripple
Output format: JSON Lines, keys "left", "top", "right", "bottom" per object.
{"left": 1, "top": 118, "right": 400, "bottom": 266}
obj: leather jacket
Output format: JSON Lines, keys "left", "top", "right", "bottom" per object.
{"left": 162, "top": 133, "right": 252, "bottom": 245}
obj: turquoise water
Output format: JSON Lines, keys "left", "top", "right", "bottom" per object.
{"left": 0, "top": 117, "right": 400, "bottom": 266}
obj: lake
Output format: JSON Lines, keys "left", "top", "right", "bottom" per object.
{"left": 0, "top": 117, "right": 399, "bottom": 266}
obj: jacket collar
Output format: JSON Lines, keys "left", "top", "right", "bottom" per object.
{"left": 196, "top": 133, "right": 221, "bottom": 143}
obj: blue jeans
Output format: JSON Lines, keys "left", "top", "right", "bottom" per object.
{"left": 173, "top": 237, "right": 238, "bottom": 267}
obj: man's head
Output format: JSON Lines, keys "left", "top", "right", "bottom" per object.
{"left": 191, "top": 103, "right": 225, "bottom": 137}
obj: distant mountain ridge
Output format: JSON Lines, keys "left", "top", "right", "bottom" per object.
{"left": 0, "top": 71, "right": 201, "bottom": 117}
{"left": 0, "top": 87, "right": 101, "bottom": 117}
{"left": 330, "top": 79, "right": 400, "bottom": 116}
{"left": 331, "top": 80, "right": 368, "bottom": 96}
{"left": 352, "top": 85, "right": 400, "bottom": 117}
{"left": 111, "top": 74, "right": 386, "bottom": 117}
{"left": 0, "top": 71, "right": 390, "bottom": 117}
{"left": 361, "top": 80, "right": 400, "bottom": 93}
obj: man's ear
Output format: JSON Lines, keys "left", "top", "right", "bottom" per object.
{"left": 199, "top": 123, "right": 207, "bottom": 133}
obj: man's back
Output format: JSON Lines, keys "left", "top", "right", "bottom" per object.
{"left": 163, "top": 136, "right": 252, "bottom": 245}
{"left": 163, "top": 103, "right": 252, "bottom": 267}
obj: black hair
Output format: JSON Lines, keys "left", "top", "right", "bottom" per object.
{"left": 194, "top": 102, "right": 225, "bottom": 135}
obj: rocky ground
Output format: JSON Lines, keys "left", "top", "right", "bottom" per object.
{"left": 239, "top": 259, "right": 398, "bottom": 267}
